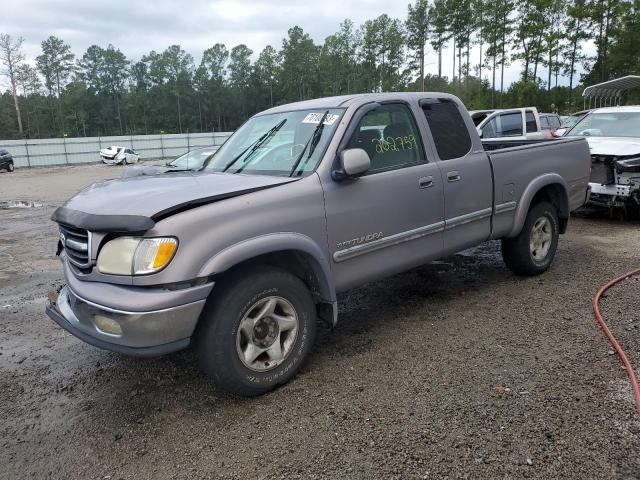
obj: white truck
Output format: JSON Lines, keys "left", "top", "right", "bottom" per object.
{"left": 470, "top": 107, "right": 555, "bottom": 141}
{"left": 565, "top": 106, "right": 640, "bottom": 217}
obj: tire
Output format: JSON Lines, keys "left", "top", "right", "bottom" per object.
{"left": 501, "top": 201, "right": 559, "bottom": 276}
{"left": 7, "top": 162, "right": 14, "bottom": 172}
{"left": 194, "top": 266, "right": 317, "bottom": 396}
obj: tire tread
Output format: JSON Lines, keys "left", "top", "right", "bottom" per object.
{"left": 502, "top": 201, "right": 559, "bottom": 276}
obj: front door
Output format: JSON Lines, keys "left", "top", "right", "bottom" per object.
{"left": 481, "top": 110, "right": 526, "bottom": 141}
{"left": 322, "top": 102, "right": 445, "bottom": 292}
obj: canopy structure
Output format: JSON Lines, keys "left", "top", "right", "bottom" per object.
{"left": 582, "top": 75, "right": 640, "bottom": 109}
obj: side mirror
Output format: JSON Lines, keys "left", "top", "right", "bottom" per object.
{"left": 332, "top": 148, "right": 370, "bottom": 181}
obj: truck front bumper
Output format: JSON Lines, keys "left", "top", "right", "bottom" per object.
{"left": 46, "top": 283, "right": 211, "bottom": 357}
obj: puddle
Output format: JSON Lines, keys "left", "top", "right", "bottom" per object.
{"left": 0, "top": 200, "right": 45, "bottom": 209}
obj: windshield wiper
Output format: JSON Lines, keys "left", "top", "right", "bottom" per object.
{"left": 222, "top": 119, "right": 287, "bottom": 173}
{"left": 289, "top": 110, "right": 329, "bottom": 177}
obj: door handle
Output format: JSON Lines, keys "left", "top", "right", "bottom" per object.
{"left": 447, "top": 171, "right": 461, "bottom": 182}
{"left": 419, "top": 176, "right": 434, "bottom": 188}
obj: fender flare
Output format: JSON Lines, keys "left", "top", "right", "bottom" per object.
{"left": 197, "top": 232, "right": 336, "bottom": 303}
{"left": 508, "top": 173, "right": 569, "bottom": 238}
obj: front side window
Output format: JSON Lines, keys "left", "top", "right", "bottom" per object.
{"left": 204, "top": 108, "right": 344, "bottom": 176}
{"left": 481, "top": 112, "right": 523, "bottom": 138}
{"left": 346, "top": 103, "right": 424, "bottom": 172}
{"left": 482, "top": 117, "right": 498, "bottom": 138}
{"left": 499, "top": 112, "right": 524, "bottom": 136}
{"left": 422, "top": 100, "right": 472, "bottom": 160}
{"left": 540, "top": 116, "right": 550, "bottom": 128}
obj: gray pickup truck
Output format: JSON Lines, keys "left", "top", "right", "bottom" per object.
{"left": 47, "top": 93, "right": 591, "bottom": 396}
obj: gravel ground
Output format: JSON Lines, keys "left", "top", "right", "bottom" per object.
{"left": 0, "top": 165, "right": 639, "bottom": 479}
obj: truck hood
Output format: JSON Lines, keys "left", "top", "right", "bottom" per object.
{"left": 52, "top": 172, "right": 298, "bottom": 232}
{"left": 585, "top": 137, "right": 640, "bottom": 157}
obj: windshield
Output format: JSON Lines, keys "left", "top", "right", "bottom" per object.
{"left": 170, "top": 148, "right": 216, "bottom": 169}
{"left": 203, "top": 108, "right": 344, "bottom": 176}
{"left": 567, "top": 111, "right": 640, "bottom": 138}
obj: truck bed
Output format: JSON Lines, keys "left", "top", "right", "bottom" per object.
{"left": 484, "top": 137, "right": 591, "bottom": 238}
{"left": 481, "top": 138, "right": 558, "bottom": 151}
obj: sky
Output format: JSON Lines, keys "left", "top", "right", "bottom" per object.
{"left": 0, "top": 0, "right": 589, "bottom": 89}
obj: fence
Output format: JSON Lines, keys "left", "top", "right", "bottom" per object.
{"left": 0, "top": 131, "right": 233, "bottom": 168}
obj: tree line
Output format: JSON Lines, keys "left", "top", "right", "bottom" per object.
{"left": 1, "top": 0, "right": 639, "bottom": 140}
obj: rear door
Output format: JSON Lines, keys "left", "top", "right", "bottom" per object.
{"left": 322, "top": 102, "right": 445, "bottom": 292}
{"left": 420, "top": 98, "right": 493, "bottom": 254}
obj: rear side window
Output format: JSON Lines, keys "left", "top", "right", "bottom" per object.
{"left": 422, "top": 100, "right": 472, "bottom": 160}
{"left": 525, "top": 111, "right": 537, "bottom": 132}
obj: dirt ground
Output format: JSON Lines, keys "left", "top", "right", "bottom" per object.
{"left": 0, "top": 164, "right": 639, "bottom": 479}
{"left": 0, "top": 160, "right": 164, "bottom": 204}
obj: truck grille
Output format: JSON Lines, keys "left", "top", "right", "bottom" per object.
{"left": 590, "top": 156, "right": 615, "bottom": 185}
{"left": 59, "top": 224, "right": 92, "bottom": 268}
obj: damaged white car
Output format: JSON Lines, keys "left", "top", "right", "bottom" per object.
{"left": 566, "top": 106, "right": 640, "bottom": 217}
{"left": 100, "top": 146, "right": 140, "bottom": 165}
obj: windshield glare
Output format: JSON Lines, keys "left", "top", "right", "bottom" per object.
{"left": 170, "top": 148, "right": 215, "bottom": 168}
{"left": 567, "top": 111, "right": 640, "bottom": 138}
{"left": 204, "top": 108, "right": 344, "bottom": 176}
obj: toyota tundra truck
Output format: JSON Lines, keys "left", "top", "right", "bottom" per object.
{"left": 46, "top": 93, "right": 591, "bottom": 396}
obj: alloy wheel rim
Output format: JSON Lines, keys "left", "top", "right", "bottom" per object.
{"left": 530, "top": 216, "right": 552, "bottom": 261}
{"left": 236, "top": 296, "right": 299, "bottom": 372}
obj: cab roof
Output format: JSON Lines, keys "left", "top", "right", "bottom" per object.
{"left": 257, "top": 92, "right": 459, "bottom": 115}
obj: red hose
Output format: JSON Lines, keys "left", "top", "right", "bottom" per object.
{"left": 593, "top": 267, "right": 640, "bottom": 416}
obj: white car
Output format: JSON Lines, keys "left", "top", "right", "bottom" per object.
{"left": 565, "top": 106, "right": 640, "bottom": 216}
{"left": 100, "top": 146, "right": 140, "bottom": 165}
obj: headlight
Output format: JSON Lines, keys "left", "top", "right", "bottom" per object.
{"left": 97, "top": 237, "right": 178, "bottom": 275}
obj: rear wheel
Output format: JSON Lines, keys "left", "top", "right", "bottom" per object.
{"left": 502, "top": 201, "right": 559, "bottom": 276}
{"left": 7, "top": 162, "right": 14, "bottom": 172}
{"left": 195, "top": 266, "right": 317, "bottom": 396}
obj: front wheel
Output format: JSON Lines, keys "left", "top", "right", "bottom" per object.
{"left": 194, "top": 267, "right": 317, "bottom": 396}
{"left": 7, "top": 162, "right": 14, "bottom": 172}
{"left": 501, "top": 201, "right": 559, "bottom": 276}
